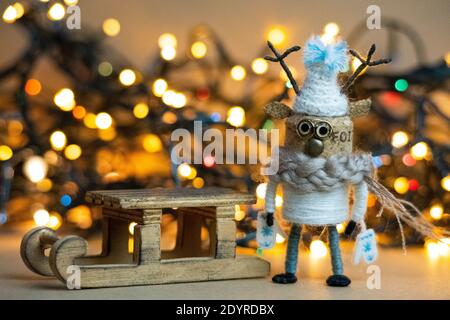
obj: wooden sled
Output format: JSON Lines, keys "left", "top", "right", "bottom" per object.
{"left": 20, "top": 187, "right": 270, "bottom": 289}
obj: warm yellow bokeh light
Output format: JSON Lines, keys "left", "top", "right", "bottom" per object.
{"left": 48, "top": 213, "right": 62, "bottom": 230}
{"left": 394, "top": 177, "right": 409, "bottom": 194}
{"left": 226, "top": 106, "right": 246, "bottom": 127}
{"left": 54, "top": 88, "right": 75, "bottom": 111}
{"left": 34, "top": 209, "right": 50, "bottom": 226}
{"left": 351, "top": 57, "right": 366, "bottom": 74}
{"left": 129, "top": 222, "right": 137, "bottom": 235}
{"left": 48, "top": 3, "right": 65, "bottom": 21}
{"left": 267, "top": 26, "right": 286, "bottom": 46}
{"left": 441, "top": 176, "right": 450, "bottom": 192}
{"left": 230, "top": 65, "right": 246, "bottom": 81}
{"left": 324, "top": 22, "right": 340, "bottom": 37}
{"left": 161, "top": 46, "right": 176, "bottom": 61}
{"left": 445, "top": 52, "right": 450, "bottom": 67}
{"left": 83, "top": 113, "right": 97, "bottom": 128}
{"left": 13, "top": 3, "right": 24, "bottom": 18}
{"left": 3, "top": 3, "right": 24, "bottom": 24}
{"left": 67, "top": 205, "right": 92, "bottom": 229}
{"left": 50, "top": 131, "right": 67, "bottom": 151}
{"left": 23, "top": 156, "right": 48, "bottom": 183}
{"left": 275, "top": 195, "right": 283, "bottom": 208}
{"left": 256, "top": 183, "right": 267, "bottom": 199}
{"left": 391, "top": 131, "right": 409, "bottom": 148}
{"left": 0, "top": 145, "right": 13, "bottom": 161}
{"left": 64, "top": 0, "right": 79, "bottom": 5}
{"left": 72, "top": 105, "right": 86, "bottom": 119}
{"left": 172, "top": 93, "right": 187, "bottom": 108}
{"left": 36, "top": 178, "right": 53, "bottom": 192}
{"left": 187, "top": 167, "right": 197, "bottom": 180}
{"left": 410, "top": 142, "right": 428, "bottom": 160}
{"left": 192, "top": 177, "right": 205, "bottom": 189}
{"left": 162, "top": 111, "right": 177, "bottom": 124}
{"left": 178, "top": 163, "right": 193, "bottom": 178}
{"left": 142, "top": 134, "right": 163, "bottom": 153}
{"left": 3, "top": 5, "right": 18, "bottom": 23}
{"left": 102, "top": 18, "right": 121, "bottom": 37}
{"left": 95, "top": 112, "right": 113, "bottom": 129}
{"left": 251, "top": 58, "right": 268, "bottom": 75}
{"left": 133, "top": 103, "right": 149, "bottom": 119}
{"left": 336, "top": 223, "right": 345, "bottom": 234}
{"left": 430, "top": 204, "right": 444, "bottom": 220}
{"left": 119, "top": 69, "right": 136, "bottom": 86}
{"left": 98, "top": 127, "right": 117, "bottom": 141}
{"left": 191, "top": 41, "right": 207, "bottom": 59}
{"left": 158, "top": 33, "right": 177, "bottom": 48}
{"left": 152, "top": 78, "right": 168, "bottom": 97}
{"left": 234, "top": 206, "right": 246, "bottom": 221}
{"left": 425, "top": 239, "right": 450, "bottom": 259}
{"left": 64, "top": 144, "right": 82, "bottom": 160}
{"left": 310, "top": 239, "right": 328, "bottom": 258}
{"left": 276, "top": 234, "right": 285, "bottom": 244}
{"left": 162, "top": 90, "right": 177, "bottom": 106}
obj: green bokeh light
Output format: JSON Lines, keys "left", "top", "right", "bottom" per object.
{"left": 98, "top": 61, "right": 113, "bottom": 77}
{"left": 394, "top": 79, "right": 409, "bottom": 92}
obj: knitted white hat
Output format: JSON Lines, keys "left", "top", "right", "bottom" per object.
{"left": 293, "top": 36, "right": 349, "bottom": 117}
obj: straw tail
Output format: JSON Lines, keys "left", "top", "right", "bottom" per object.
{"left": 365, "top": 177, "right": 450, "bottom": 252}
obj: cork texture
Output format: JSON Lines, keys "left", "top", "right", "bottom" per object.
{"left": 284, "top": 114, "right": 353, "bottom": 157}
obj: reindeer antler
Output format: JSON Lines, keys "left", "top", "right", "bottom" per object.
{"left": 264, "top": 41, "right": 301, "bottom": 95}
{"left": 342, "top": 44, "right": 392, "bottom": 93}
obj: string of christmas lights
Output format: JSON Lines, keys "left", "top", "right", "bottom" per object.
{"left": 0, "top": 1, "right": 448, "bottom": 257}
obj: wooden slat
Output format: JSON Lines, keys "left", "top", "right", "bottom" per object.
{"left": 75, "top": 256, "right": 270, "bottom": 288}
{"left": 85, "top": 187, "right": 255, "bottom": 210}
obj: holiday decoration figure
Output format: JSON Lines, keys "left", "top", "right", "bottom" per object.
{"left": 261, "top": 36, "right": 449, "bottom": 287}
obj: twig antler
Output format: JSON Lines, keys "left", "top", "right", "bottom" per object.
{"left": 264, "top": 41, "right": 301, "bottom": 95}
{"left": 342, "top": 44, "right": 392, "bottom": 93}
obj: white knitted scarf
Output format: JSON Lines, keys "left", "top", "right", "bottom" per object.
{"left": 269, "top": 148, "right": 450, "bottom": 249}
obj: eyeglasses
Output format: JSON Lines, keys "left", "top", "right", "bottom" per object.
{"left": 297, "top": 119, "right": 333, "bottom": 139}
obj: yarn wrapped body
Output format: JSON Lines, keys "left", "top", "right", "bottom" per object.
{"left": 280, "top": 183, "right": 351, "bottom": 225}
{"left": 264, "top": 149, "right": 372, "bottom": 226}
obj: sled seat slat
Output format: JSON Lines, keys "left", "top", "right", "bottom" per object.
{"left": 86, "top": 187, "right": 255, "bottom": 209}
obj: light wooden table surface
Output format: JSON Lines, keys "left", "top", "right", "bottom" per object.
{"left": 0, "top": 223, "right": 448, "bottom": 300}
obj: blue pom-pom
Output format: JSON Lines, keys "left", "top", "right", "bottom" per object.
{"left": 303, "top": 36, "right": 348, "bottom": 73}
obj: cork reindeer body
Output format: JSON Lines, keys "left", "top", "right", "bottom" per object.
{"left": 280, "top": 114, "right": 355, "bottom": 225}
{"left": 264, "top": 36, "right": 376, "bottom": 226}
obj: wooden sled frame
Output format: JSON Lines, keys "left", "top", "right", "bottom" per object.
{"left": 21, "top": 187, "right": 270, "bottom": 289}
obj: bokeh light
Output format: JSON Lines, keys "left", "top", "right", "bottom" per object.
{"left": 0, "top": 145, "right": 13, "bottom": 161}
{"left": 142, "top": 134, "right": 163, "bottom": 153}
{"left": 226, "top": 106, "right": 245, "bottom": 127}
{"left": 50, "top": 131, "right": 67, "bottom": 151}
{"left": 191, "top": 41, "right": 207, "bottom": 59}
{"left": 23, "top": 156, "right": 48, "bottom": 183}
{"left": 119, "top": 69, "right": 136, "bottom": 86}
{"left": 251, "top": 58, "right": 268, "bottom": 74}
{"left": 102, "top": 18, "right": 121, "bottom": 37}
{"left": 64, "top": 144, "right": 82, "bottom": 160}
{"left": 47, "top": 3, "right": 65, "bottom": 21}
{"left": 230, "top": 65, "right": 246, "bottom": 81}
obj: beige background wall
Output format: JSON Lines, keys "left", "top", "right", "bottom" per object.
{"left": 0, "top": 0, "right": 449, "bottom": 74}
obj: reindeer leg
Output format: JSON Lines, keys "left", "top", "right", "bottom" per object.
{"left": 326, "top": 225, "right": 351, "bottom": 287}
{"left": 272, "top": 223, "right": 301, "bottom": 284}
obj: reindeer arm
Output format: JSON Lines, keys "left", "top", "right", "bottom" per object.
{"left": 265, "top": 178, "right": 278, "bottom": 214}
{"left": 351, "top": 181, "right": 369, "bottom": 223}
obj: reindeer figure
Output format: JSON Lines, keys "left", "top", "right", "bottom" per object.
{"left": 263, "top": 36, "right": 391, "bottom": 287}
